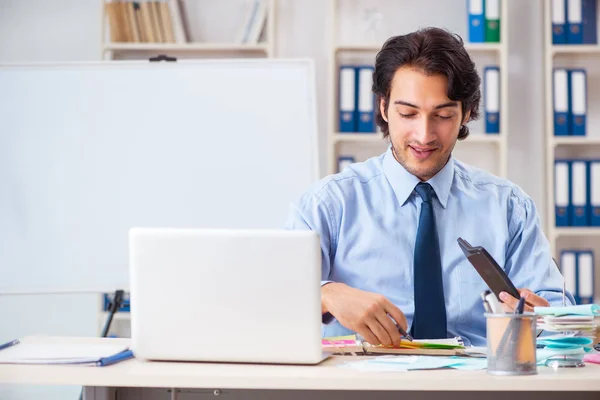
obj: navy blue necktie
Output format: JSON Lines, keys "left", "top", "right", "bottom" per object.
{"left": 410, "top": 182, "right": 447, "bottom": 339}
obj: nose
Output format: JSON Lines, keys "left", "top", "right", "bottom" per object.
{"left": 413, "top": 116, "right": 437, "bottom": 145}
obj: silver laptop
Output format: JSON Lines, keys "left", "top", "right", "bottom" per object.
{"left": 129, "top": 228, "right": 327, "bottom": 364}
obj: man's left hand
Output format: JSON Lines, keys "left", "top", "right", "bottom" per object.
{"left": 498, "top": 289, "right": 549, "bottom": 313}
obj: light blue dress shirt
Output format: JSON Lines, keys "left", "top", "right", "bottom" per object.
{"left": 284, "top": 148, "right": 574, "bottom": 346}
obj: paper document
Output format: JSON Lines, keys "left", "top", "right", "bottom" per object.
{"left": 534, "top": 304, "right": 600, "bottom": 316}
{"left": 0, "top": 342, "right": 131, "bottom": 366}
{"left": 340, "top": 355, "right": 487, "bottom": 372}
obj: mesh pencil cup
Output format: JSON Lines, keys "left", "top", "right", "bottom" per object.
{"left": 485, "top": 312, "right": 537, "bottom": 376}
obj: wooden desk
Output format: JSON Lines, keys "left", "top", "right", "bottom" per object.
{"left": 1, "top": 336, "right": 599, "bottom": 400}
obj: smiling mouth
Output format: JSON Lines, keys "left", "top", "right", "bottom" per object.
{"left": 409, "top": 145, "right": 438, "bottom": 160}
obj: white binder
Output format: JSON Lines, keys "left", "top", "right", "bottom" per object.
{"left": 577, "top": 251, "right": 594, "bottom": 302}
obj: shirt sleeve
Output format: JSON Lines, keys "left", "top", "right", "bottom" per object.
{"left": 283, "top": 189, "right": 338, "bottom": 324}
{"left": 504, "top": 190, "right": 576, "bottom": 306}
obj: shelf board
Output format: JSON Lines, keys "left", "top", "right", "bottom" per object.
{"left": 464, "top": 43, "right": 502, "bottom": 52}
{"left": 103, "top": 43, "right": 269, "bottom": 52}
{"left": 552, "top": 45, "right": 600, "bottom": 55}
{"left": 461, "top": 134, "right": 503, "bottom": 143}
{"left": 334, "top": 43, "right": 501, "bottom": 53}
{"left": 553, "top": 227, "right": 600, "bottom": 237}
{"left": 553, "top": 137, "right": 600, "bottom": 146}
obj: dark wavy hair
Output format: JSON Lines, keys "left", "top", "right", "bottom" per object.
{"left": 373, "top": 27, "right": 481, "bottom": 140}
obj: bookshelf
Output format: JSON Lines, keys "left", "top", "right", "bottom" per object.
{"left": 543, "top": 0, "right": 600, "bottom": 303}
{"left": 327, "top": 0, "right": 509, "bottom": 178}
{"left": 101, "top": 0, "right": 276, "bottom": 60}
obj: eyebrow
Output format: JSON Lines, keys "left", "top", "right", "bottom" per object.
{"left": 393, "top": 100, "right": 459, "bottom": 110}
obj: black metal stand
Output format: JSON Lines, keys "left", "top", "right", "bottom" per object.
{"left": 79, "top": 289, "right": 125, "bottom": 400}
{"left": 100, "top": 290, "right": 125, "bottom": 338}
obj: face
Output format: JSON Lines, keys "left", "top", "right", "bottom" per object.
{"left": 380, "top": 66, "right": 470, "bottom": 181}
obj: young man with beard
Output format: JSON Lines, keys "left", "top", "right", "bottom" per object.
{"left": 285, "top": 27, "right": 573, "bottom": 347}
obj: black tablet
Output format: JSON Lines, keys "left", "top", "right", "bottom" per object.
{"left": 457, "top": 237, "right": 521, "bottom": 300}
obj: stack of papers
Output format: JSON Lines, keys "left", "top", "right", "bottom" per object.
{"left": 534, "top": 304, "right": 600, "bottom": 317}
{"left": 537, "top": 315, "right": 596, "bottom": 332}
{"left": 533, "top": 305, "right": 599, "bottom": 363}
{"left": 0, "top": 341, "right": 133, "bottom": 366}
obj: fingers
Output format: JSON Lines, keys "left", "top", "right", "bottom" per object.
{"left": 382, "top": 298, "right": 408, "bottom": 332}
{"left": 499, "top": 291, "right": 519, "bottom": 310}
{"left": 364, "top": 316, "right": 393, "bottom": 346}
{"left": 518, "top": 289, "right": 550, "bottom": 307}
{"left": 356, "top": 323, "right": 380, "bottom": 346}
{"left": 500, "top": 290, "right": 546, "bottom": 312}
{"left": 375, "top": 310, "right": 402, "bottom": 347}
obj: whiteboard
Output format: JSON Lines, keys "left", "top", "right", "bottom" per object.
{"left": 0, "top": 60, "right": 319, "bottom": 293}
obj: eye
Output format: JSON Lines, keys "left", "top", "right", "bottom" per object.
{"left": 437, "top": 114, "right": 454, "bottom": 120}
{"left": 399, "top": 112, "right": 416, "bottom": 119}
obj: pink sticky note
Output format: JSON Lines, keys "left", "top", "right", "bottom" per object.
{"left": 583, "top": 353, "right": 600, "bottom": 364}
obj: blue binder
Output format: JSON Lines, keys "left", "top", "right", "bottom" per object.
{"left": 484, "top": 66, "right": 500, "bottom": 134}
{"left": 567, "top": 0, "right": 584, "bottom": 44}
{"left": 589, "top": 160, "right": 600, "bottom": 225}
{"left": 468, "top": 0, "right": 485, "bottom": 42}
{"left": 356, "top": 66, "right": 375, "bottom": 133}
{"left": 553, "top": 68, "right": 570, "bottom": 136}
{"left": 570, "top": 69, "right": 587, "bottom": 136}
{"left": 552, "top": 0, "right": 568, "bottom": 44}
{"left": 576, "top": 250, "right": 595, "bottom": 304}
{"left": 339, "top": 65, "right": 357, "bottom": 132}
{"left": 571, "top": 160, "right": 588, "bottom": 226}
{"left": 337, "top": 156, "right": 355, "bottom": 173}
{"left": 555, "top": 160, "right": 571, "bottom": 226}
{"left": 582, "top": 0, "right": 598, "bottom": 44}
{"left": 560, "top": 250, "right": 577, "bottom": 301}
{"left": 103, "top": 292, "right": 131, "bottom": 312}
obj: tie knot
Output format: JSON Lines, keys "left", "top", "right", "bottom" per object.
{"left": 415, "top": 182, "right": 434, "bottom": 202}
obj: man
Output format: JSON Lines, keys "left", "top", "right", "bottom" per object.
{"left": 284, "top": 27, "right": 573, "bottom": 347}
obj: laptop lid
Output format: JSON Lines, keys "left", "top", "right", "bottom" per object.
{"left": 129, "top": 228, "right": 324, "bottom": 364}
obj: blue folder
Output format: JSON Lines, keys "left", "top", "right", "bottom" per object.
{"left": 553, "top": 68, "right": 570, "bottom": 136}
{"left": 589, "top": 160, "right": 600, "bottom": 225}
{"left": 468, "top": 0, "right": 485, "bottom": 43}
{"left": 337, "top": 156, "right": 355, "bottom": 173}
{"left": 576, "top": 250, "right": 595, "bottom": 304}
{"left": 339, "top": 65, "right": 357, "bottom": 132}
{"left": 555, "top": 160, "right": 571, "bottom": 226}
{"left": 356, "top": 65, "right": 375, "bottom": 133}
{"left": 571, "top": 160, "right": 589, "bottom": 226}
{"left": 582, "top": 0, "right": 598, "bottom": 44}
{"left": 484, "top": 66, "right": 500, "bottom": 134}
{"left": 552, "top": 0, "right": 567, "bottom": 44}
{"left": 569, "top": 69, "right": 587, "bottom": 136}
{"left": 567, "top": 0, "right": 584, "bottom": 44}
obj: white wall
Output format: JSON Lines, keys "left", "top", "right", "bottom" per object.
{"left": 0, "top": 0, "right": 547, "bottom": 398}
{"left": 0, "top": 0, "right": 549, "bottom": 217}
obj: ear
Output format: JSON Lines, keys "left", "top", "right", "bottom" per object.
{"left": 380, "top": 98, "right": 388, "bottom": 122}
{"left": 462, "top": 109, "right": 471, "bottom": 125}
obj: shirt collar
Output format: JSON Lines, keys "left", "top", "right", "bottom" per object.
{"left": 382, "top": 147, "right": 454, "bottom": 209}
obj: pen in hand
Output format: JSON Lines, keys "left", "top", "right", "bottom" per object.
{"left": 397, "top": 324, "right": 413, "bottom": 342}
{"left": 515, "top": 296, "right": 526, "bottom": 314}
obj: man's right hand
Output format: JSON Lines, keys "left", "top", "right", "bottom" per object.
{"left": 321, "top": 282, "right": 408, "bottom": 347}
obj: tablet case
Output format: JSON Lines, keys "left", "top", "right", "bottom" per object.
{"left": 457, "top": 237, "right": 521, "bottom": 300}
